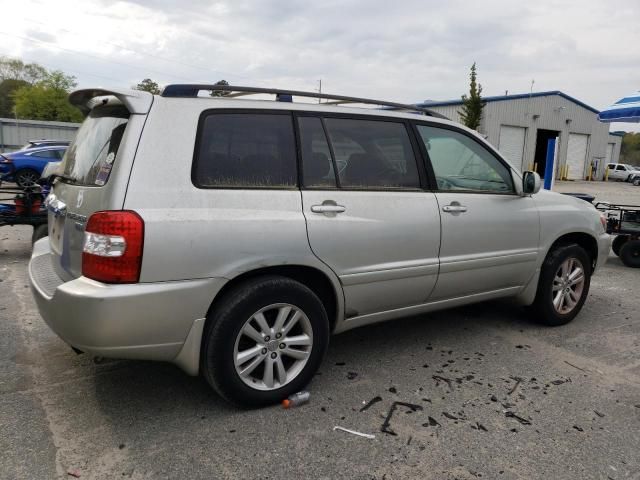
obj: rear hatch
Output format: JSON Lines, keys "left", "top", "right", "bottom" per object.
{"left": 47, "top": 89, "right": 152, "bottom": 281}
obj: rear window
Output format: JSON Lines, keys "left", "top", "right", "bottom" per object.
{"left": 61, "top": 105, "right": 129, "bottom": 186}
{"left": 193, "top": 113, "right": 297, "bottom": 188}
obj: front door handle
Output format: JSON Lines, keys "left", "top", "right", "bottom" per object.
{"left": 442, "top": 203, "right": 467, "bottom": 213}
{"left": 311, "top": 204, "right": 346, "bottom": 214}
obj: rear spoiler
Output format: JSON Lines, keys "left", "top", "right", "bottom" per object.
{"left": 69, "top": 88, "right": 153, "bottom": 115}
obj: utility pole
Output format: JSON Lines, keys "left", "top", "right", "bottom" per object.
{"left": 317, "top": 79, "right": 322, "bottom": 103}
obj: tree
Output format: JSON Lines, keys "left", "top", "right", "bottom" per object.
{"left": 0, "top": 56, "right": 47, "bottom": 84}
{"left": 13, "top": 71, "right": 82, "bottom": 123}
{"left": 458, "top": 63, "right": 485, "bottom": 131}
{"left": 0, "top": 78, "right": 29, "bottom": 117}
{"left": 210, "top": 79, "right": 230, "bottom": 97}
{"left": 13, "top": 83, "right": 84, "bottom": 122}
{"left": 621, "top": 132, "right": 640, "bottom": 166}
{"left": 0, "top": 56, "right": 82, "bottom": 122}
{"left": 133, "top": 78, "right": 161, "bottom": 95}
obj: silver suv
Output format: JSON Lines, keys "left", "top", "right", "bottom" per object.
{"left": 29, "top": 85, "right": 611, "bottom": 406}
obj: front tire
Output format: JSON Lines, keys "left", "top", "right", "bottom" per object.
{"left": 530, "top": 244, "right": 591, "bottom": 326}
{"left": 201, "top": 276, "right": 329, "bottom": 407}
{"left": 619, "top": 240, "right": 640, "bottom": 268}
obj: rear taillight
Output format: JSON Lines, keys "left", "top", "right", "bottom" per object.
{"left": 82, "top": 211, "right": 144, "bottom": 283}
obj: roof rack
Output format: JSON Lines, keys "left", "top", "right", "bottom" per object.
{"left": 161, "top": 84, "right": 448, "bottom": 118}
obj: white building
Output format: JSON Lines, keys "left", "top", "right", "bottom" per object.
{"left": 418, "top": 91, "right": 621, "bottom": 181}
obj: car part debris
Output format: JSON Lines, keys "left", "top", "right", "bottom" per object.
{"left": 282, "top": 391, "right": 310, "bottom": 409}
{"left": 380, "top": 401, "right": 423, "bottom": 436}
{"left": 422, "top": 416, "right": 441, "bottom": 427}
{"left": 432, "top": 375, "right": 453, "bottom": 390}
{"left": 333, "top": 426, "right": 375, "bottom": 439}
{"left": 360, "top": 396, "right": 382, "bottom": 412}
{"left": 505, "top": 411, "right": 531, "bottom": 425}
{"left": 508, "top": 377, "right": 522, "bottom": 395}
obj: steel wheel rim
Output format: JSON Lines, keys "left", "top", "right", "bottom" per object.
{"left": 552, "top": 257, "right": 585, "bottom": 314}
{"left": 233, "top": 303, "right": 313, "bottom": 391}
{"left": 18, "top": 171, "right": 38, "bottom": 187}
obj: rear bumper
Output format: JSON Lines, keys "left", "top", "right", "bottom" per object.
{"left": 28, "top": 238, "right": 225, "bottom": 373}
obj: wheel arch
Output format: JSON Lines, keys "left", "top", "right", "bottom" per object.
{"left": 546, "top": 232, "right": 599, "bottom": 272}
{"left": 205, "top": 264, "right": 344, "bottom": 335}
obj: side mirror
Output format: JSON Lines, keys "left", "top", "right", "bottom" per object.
{"left": 522, "top": 171, "right": 541, "bottom": 195}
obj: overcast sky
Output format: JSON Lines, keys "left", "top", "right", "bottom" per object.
{"left": 1, "top": 0, "right": 639, "bottom": 131}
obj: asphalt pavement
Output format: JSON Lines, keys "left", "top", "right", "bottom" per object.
{"left": 1, "top": 181, "right": 639, "bottom": 479}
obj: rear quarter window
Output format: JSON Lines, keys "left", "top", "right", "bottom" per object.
{"left": 193, "top": 112, "right": 297, "bottom": 188}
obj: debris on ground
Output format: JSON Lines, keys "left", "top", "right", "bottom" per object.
{"left": 282, "top": 391, "right": 310, "bottom": 409}
{"left": 508, "top": 377, "right": 523, "bottom": 395}
{"left": 333, "top": 426, "right": 375, "bottom": 439}
{"left": 470, "top": 422, "right": 488, "bottom": 432}
{"left": 573, "top": 425, "right": 584, "bottom": 432}
{"left": 594, "top": 410, "right": 605, "bottom": 418}
{"left": 67, "top": 470, "right": 81, "bottom": 478}
{"left": 442, "top": 412, "right": 459, "bottom": 420}
{"left": 432, "top": 375, "right": 453, "bottom": 390}
{"left": 422, "top": 416, "right": 441, "bottom": 427}
{"left": 380, "top": 401, "right": 423, "bottom": 436}
{"left": 360, "top": 396, "right": 382, "bottom": 412}
{"left": 505, "top": 411, "right": 531, "bottom": 425}
{"left": 490, "top": 395, "right": 498, "bottom": 402}
{"left": 564, "top": 360, "right": 588, "bottom": 372}
{"left": 346, "top": 371, "right": 358, "bottom": 380}
{"left": 388, "top": 386, "right": 397, "bottom": 394}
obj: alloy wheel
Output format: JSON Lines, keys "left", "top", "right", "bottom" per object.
{"left": 233, "top": 303, "right": 313, "bottom": 391}
{"left": 551, "top": 257, "right": 585, "bottom": 314}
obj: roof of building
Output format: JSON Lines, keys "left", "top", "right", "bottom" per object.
{"left": 417, "top": 91, "right": 600, "bottom": 115}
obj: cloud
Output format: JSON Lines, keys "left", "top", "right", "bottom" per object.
{"left": 1, "top": 0, "right": 639, "bottom": 130}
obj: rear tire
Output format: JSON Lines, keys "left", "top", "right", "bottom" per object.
{"left": 530, "top": 244, "right": 591, "bottom": 326}
{"left": 14, "top": 168, "right": 40, "bottom": 188}
{"left": 612, "top": 235, "right": 628, "bottom": 256}
{"left": 619, "top": 240, "right": 640, "bottom": 268}
{"left": 633, "top": 178, "right": 640, "bottom": 186}
{"left": 201, "top": 275, "right": 329, "bottom": 407}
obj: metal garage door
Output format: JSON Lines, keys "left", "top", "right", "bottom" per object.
{"left": 605, "top": 143, "right": 615, "bottom": 164}
{"left": 566, "top": 133, "right": 589, "bottom": 180}
{"left": 498, "top": 126, "right": 526, "bottom": 168}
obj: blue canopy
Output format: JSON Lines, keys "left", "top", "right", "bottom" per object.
{"left": 598, "top": 91, "right": 640, "bottom": 122}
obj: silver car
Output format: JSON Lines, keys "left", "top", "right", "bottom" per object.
{"left": 29, "top": 85, "right": 611, "bottom": 406}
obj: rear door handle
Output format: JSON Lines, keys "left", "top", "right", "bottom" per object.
{"left": 442, "top": 204, "right": 467, "bottom": 213}
{"left": 311, "top": 204, "right": 346, "bottom": 214}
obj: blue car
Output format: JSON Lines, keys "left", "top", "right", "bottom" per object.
{"left": 0, "top": 145, "right": 67, "bottom": 187}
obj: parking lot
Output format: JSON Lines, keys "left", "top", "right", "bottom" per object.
{"left": 1, "top": 181, "right": 639, "bottom": 480}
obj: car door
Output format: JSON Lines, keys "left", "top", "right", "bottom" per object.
{"left": 414, "top": 124, "right": 539, "bottom": 301}
{"left": 298, "top": 115, "right": 441, "bottom": 317}
{"left": 614, "top": 164, "right": 627, "bottom": 180}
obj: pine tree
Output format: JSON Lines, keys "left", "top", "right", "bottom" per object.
{"left": 458, "top": 63, "right": 485, "bottom": 131}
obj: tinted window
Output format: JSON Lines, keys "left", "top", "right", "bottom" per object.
{"left": 299, "top": 117, "right": 336, "bottom": 188}
{"left": 616, "top": 165, "right": 625, "bottom": 171}
{"left": 31, "top": 150, "right": 59, "bottom": 158}
{"left": 62, "top": 105, "right": 129, "bottom": 186}
{"left": 194, "top": 113, "right": 296, "bottom": 188}
{"left": 417, "top": 125, "right": 514, "bottom": 193}
{"left": 323, "top": 118, "right": 419, "bottom": 189}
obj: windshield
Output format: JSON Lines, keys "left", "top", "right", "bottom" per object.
{"left": 60, "top": 105, "right": 129, "bottom": 186}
